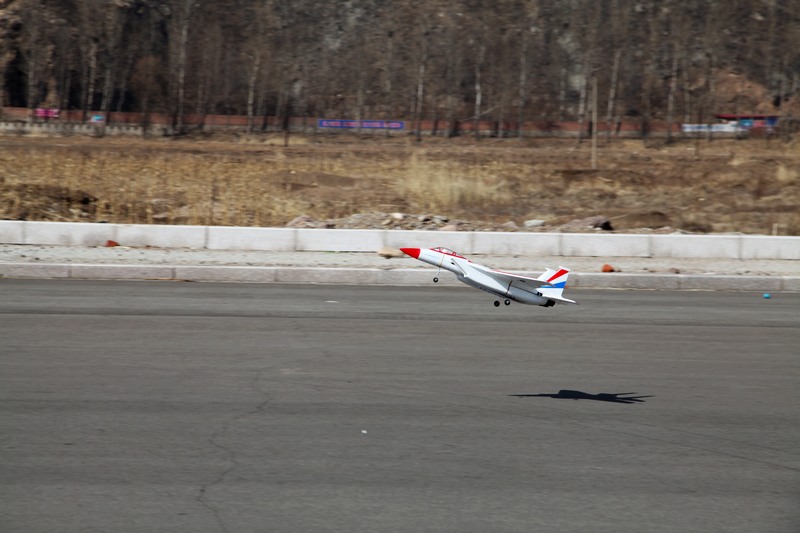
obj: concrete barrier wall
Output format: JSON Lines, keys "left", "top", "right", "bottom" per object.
{"left": 2, "top": 221, "right": 798, "bottom": 260}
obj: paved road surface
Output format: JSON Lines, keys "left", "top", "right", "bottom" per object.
{"left": 1, "top": 280, "right": 798, "bottom": 532}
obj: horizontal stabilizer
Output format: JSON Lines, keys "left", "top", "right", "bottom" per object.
{"left": 543, "top": 294, "right": 578, "bottom": 305}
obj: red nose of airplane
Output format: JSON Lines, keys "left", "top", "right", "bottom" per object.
{"left": 400, "top": 247, "right": 421, "bottom": 259}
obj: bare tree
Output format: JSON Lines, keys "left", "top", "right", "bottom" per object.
{"left": 516, "top": 24, "right": 530, "bottom": 139}
{"left": 74, "top": 1, "right": 105, "bottom": 123}
{"left": 130, "top": 56, "right": 164, "bottom": 135}
{"left": 16, "top": 1, "right": 60, "bottom": 123}
{"left": 413, "top": 33, "right": 428, "bottom": 141}
{"left": 665, "top": 47, "right": 679, "bottom": 143}
{"left": 244, "top": 2, "right": 272, "bottom": 133}
{"left": 21, "top": 13, "right": 40, "bottom": 122}
{"left": 169, "top": 0, "right": 201, "bottom": 132}
{"left": 99, "top": 3, "right": 127, "bottom": 123}
{"left": 470, "top": 29, "right": 486, "bottom": 140}
{"left": 574, "top": 0, "right": 601, "bottom": 144}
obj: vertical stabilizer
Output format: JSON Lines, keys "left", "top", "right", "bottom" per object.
{"left": 537, "top": 267, "right": 577, "bottom": 304}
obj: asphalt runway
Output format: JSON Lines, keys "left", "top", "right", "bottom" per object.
{"left": 1, "top": 279, "right": 798, "bottom": 533}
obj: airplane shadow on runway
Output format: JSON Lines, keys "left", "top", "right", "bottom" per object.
{"left": 510, "top": 389, "right": 653, "bottom": 404}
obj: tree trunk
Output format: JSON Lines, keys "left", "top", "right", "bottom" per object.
{"left": 100, "top": 5, "right": 122, "bottom": 123}
{"left": 517, "top": 32, "right": 528, "bottom": 139}
{"left": 575, "top": 61, "right": 589, "bottom": 145}
{"left": 81, "top": 41, "right": 98, "bottom": 123}
{"left": 682, "top": 55, "right": 691, "bottom": 127}
{"left": 558, "top": 67, "right": 567, "bottom": 121}
{"left": 283, "top": 93, "right": 291, "bottom": 147}
{"left": 591, "top": 75, "right": 598, "bottom": 169}
{"left": 473, "top": 43, "right": 485, "bottom": 140}
{"left": 60, "top": 68, "right": 71, "bottom": 112}
{"left": 176, "top": 10, "right": 190, "bottom": 131}
{"left": 0, "top": 41, "right": 9, "bottom": 119}
{"left": 356, "top": 70, "right": 365, "bottom": 135}
{"left": 100, "top": 61, "right": 114, "bottom": 123}
{"left": 246, "top": 51, "right": 261, "bottom": 133}
{"left": 605, "top": 49, "right": 621, "bottom": 141}
{"left": 706, "top": 54, "right": 716, "bottom": 142}
{"left": 173, "top": 0, "right": 196, "bottom": 132}
{"left": 666, "top": 52, "right": 679, "bottom": 143}
{"left": 26, "top": 46, "right": 37, "bottom": 124}
{"left": 641, "top": 57, "right": 654, "bottom": 142}
{"left": 141, "top": 93, "right": 150, "bottom": 138}
{"left": 445, "top": 28, "right": 457, "bottom": 138}
{"left": 446, "top": 80, "right": 456, "bottom": 138}
{"left": 413, "top": 38, "right": 427, "bottom": 142}
{"left": 116, "top": 50, "right": 135, "bottom": 113}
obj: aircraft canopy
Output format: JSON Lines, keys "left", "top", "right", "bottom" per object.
{"left": 431, "top": 247, "right": 465, "bottom": 258}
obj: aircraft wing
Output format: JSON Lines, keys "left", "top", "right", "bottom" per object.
{"left": 485, "top": 267, "right": 578, "bottom": 305}
{"left": 484, "top": 269, "right": 550, "bottom": 288}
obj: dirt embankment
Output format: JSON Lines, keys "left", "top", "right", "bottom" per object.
{"left": 1, "top": 134, "right": 798, "bottom": 235}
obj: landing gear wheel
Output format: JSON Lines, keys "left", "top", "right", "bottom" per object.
{"left": 504, "top": 300, "right": 511, "bottom": 306}
{"left": 433, "top": 277, "right": 439, "bottom": 283}
{"left": 494, "top": 301, "right": 501, "bottom": 307}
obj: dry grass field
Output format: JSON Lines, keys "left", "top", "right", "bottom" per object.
{"left": 1, "top": 132, "right": 798, "bottom": 235}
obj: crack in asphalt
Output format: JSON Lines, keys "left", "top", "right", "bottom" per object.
{"left": 195, "top": 372, "right": 272, "bottom": 533}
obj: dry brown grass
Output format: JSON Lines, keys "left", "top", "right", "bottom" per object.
{"left": 1, "top": 134, "right": 798, "bottom": 234}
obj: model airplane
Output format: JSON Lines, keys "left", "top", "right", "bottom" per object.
{"left": 400, "top": 247, "right": 577, "bottom": 308}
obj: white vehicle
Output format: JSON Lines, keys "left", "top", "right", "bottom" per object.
{"left": 400, "top": 247, "right": 577, "bottom": 308}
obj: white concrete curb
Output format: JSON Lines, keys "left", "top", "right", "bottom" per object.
{"left": 2, "top": 221, "right": 799, "bottom": 260}
{"left": 1, "top": 263, "right": 798, "bottom": 291}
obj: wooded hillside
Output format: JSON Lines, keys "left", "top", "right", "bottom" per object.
{"left": 2, "top": 0, "right": 799, "bottom": 134}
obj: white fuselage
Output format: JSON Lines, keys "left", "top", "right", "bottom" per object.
{"left": 416, "top": 248, "right": 550, "bottom": 306}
